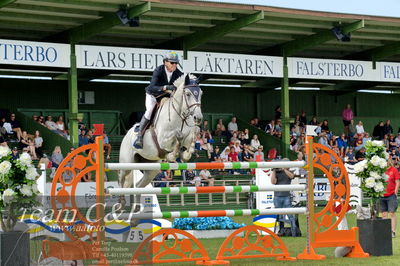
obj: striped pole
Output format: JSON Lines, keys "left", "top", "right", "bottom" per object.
{"left": 105, "top": 161, "right": 306, "bottom": 171}
{"left": 114, "top": 207, "right": 307, "bottom": 220}
{"left": 107, "top": 184, "right": 306, "bottom": 196}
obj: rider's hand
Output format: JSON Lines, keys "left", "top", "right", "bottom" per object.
{"left": 165, "top": 90, "right": 172, "bottom": 94}
{"left": 165, "top": 85, "right": 176, "bottom": 91}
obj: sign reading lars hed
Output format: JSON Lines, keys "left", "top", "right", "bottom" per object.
{"left": 0, "top": 39, "right": 70, "bottom": 68}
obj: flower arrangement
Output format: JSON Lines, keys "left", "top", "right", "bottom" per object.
{"left": 173, "top": 217, "right": 245, "bottom": 230}
{"left": 353, "top": 140, "right": 389, "bottom": 219}
{"left": 0, "top": 146, "right": 40, "bottom": 231}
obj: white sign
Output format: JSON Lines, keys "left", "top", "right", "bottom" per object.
{"left": 306, "top": 125, "right": 318, "bottom": 136}
{"left": 288, "top": 57, "right": 379, "bottom": 81}
{"left": 76, "top": 44, "right": 283, "bottom": 77}
{"left": 0, "top": 39, "right": 70, "bottom": 67}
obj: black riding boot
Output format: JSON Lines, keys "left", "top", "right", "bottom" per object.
{"left": 133, "top": 117, "right": 150, "bottom": 149}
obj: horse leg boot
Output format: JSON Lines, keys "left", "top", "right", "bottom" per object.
{"left": 133, "top": 117, "right": 150, "bottom": 149}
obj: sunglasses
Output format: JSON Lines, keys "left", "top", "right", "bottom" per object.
{"left": 169, "top": 62, "right": 178, "bottom": 65}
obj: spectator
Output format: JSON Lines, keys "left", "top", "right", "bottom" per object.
{"left": 356, "top": 121, "right": 365, "bottom": 135}
{"left": 199, "top": 169, "right": 214, "bottom": 186}
{"left": 342, "top": 104, "right": 353, "bottom": 134}
{"left": 37, "top": 116, "right": 45, "bottom": 126}
{"left": 227, "top": 116, "right": 238, "bottom": 134}
{"left": 37, "top": 154, "right": 51, "bottom": 169}
{"left": 228, "top": 146, "right": 239, "bottom": 162}
{"left": 318, "top": 132, "right": 331, "bottom": 148}
{"left": 78, "top": 118, "right": 86, "bottom": 134}
{"left": 79, "top": 129, "right": 89, "bottom": 147}
{"left": 274, "top": 106, "right": 281, "bottom": 120}
{"left": 271, "top": 160, "right": 299, "bottom": 237}
{"left": 337, "top": 134, "right": 348, "bottom": 157}
{"left": 195, "top": 133, "right": 203, "bottom": 150}
{"left": 321, "top": 120, "right": 330, "bottom": 134}
{"left": 355, "top": 147, "right": 366, "bottom": 161}
{"left": 373, "top": 121, "right": 385, "bottom": 140}
{"left": 87, "top": 130, "right": 95, "bottom": 144}
{"left": 238, "top": 132, "right": 248, "bottom": 145}
{"left": 32, "top": 115, "right": 38, "bottom": 122}
{"left": 309, "top": 116, "right": 318, "bottom": 126}
{"left": 395, "top": 133, "right": 400, "bottom": 148}
{"left": 345, "top": 147, "right": 357, "bottom": 164}
{"left": 354, "top": 133, "right": 364, "bottom": 151}
{"left": 243, "top": 128, "right": 250, "bottom": 142}
{"left": 34, "top": 130, "right": 44, "bottom": 158}
{"left": 275, "top": 119, "right": 282, "bottom": 138}
{"left": 230, "top": 132, "right": 238, "bottom": 143}
{"left": 220, "top": 149, "right": 229, "bottom": 162}
{"left": 254, "top": 145, "right": 265, "bottom": 161}
{"left": 200, "top": 119, "right": 209, "bottom": 132}
{"left": 56, "top": 116, "right": 69, "bottom": 138}
{"left": 242, "top": 146, "right": 254, "bottom": 162}
{"left": 9, "top": 113, "right": 22, "bottom": 141}
{"left": 51, "top": 146, "right": 64, "bottom": 169}
{"left": 0, "top": 117, "right": 6, "bottom": 138}
{"left": 154, "top": 170, "right": 172, "bottom": 187}
{"left": 45, "top": 116, "right": 59, "bottom": 132}
{"left": 348, "top": 119, "right": 356, "bottom": 137}
{"left": 103, "top": 132, "right": 112, "bottom": 160}
{"left": 214, "top": 118, "right": 227, "bottom": 137}
{"left": 299, "top": 111, "right": 307, "bottom": 127}
{"left": 11, "top": 147, "right": 19, "bottom": 160}
{"left": 250, "top": 134, "right": 260, "bottom": 151}
{"left": 384, "top": 120, "right": 394, "bottom": 136}
{"left": 253, "top": 117, "right": 260, "bottom": 129}
{"left": 210, "top": 146, "right": 221, "bottom": 162}
{"left": 380, "top": 159, "right": 400, "bottom": 238}
{"left": 19, "top": 131, "right": 37, "bottom": 159}
{"left": 183, "top": 169, "right": 196, "bottom": 185}
{"left": 265, "top": 120, "right": 275, "bottom": 136}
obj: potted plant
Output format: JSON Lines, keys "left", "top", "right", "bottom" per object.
{"left": 0, "top": 146, "right": 40, "bottom": 265}
{"left": 353, "top": 140, "right": 392, "bottom": 256}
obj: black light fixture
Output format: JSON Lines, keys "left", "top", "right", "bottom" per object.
{"left": 116, "top": 8, "right": 140, "bottom": 27}
{"left": 331, "top": 26, "right": 351, "bottom": 42}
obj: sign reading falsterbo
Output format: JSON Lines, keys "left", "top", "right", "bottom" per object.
{"left": 75, "top": 44, "right": 283, "bottom": 77}
{"left": 0, "top": 39, "right": 70, "bottom": 68}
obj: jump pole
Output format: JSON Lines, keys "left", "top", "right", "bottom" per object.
{"left": 113, "top": 207, "right": 307, "bottom": 220}
{"left": 105, "top": 161, "right": 306, "bottom": 171}
{"left": 107, "top": 184, "right": 306, "bottom": 196}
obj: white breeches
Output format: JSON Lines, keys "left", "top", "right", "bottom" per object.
{"left": 144, "top": 93, "right": 157, "bottom": 120}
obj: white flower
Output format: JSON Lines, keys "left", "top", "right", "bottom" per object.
{"left": 383, "top": 152, "right": 389, "bottom": 160}
{"left": 2, "top": 188, "right": 15, "bottom": 204}
{"left": 372, "top": 140, "right": 384, "bottom": 147}
{"left": 25, "top": 167, "right": 38, "bottom": 180}
{"left": 19, "top": 153, "right": 32, "bottom": 167}
{"left": 374, "top": 182, "right": 384, "bottom": 192}
{"left": 20, "top": 184, "right": 32, "bottom": 197}
{"left": 0, "top": 146, "right": 11, "bottom": 158}
{"left": 378, "top": 158, "right": 387, "bottom": 169}
{"left": 354, "top": 160, "right": 367, "bottom": 173}
{"left": 0, "top": 161, "right": 12, "bottom": 176}
{"left": 31, "top": 184, "right": 39, "bottom": 194}
{"left": 370, "top": 155, "right": 381, "bottom": 167}
{"left": 370, "top": 171, "right": 380, "bottom": 179}
{"left": 365, "top": 177, "right": 376, "bottom": 188}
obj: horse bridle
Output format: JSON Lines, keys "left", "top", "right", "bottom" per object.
{"left": 169, "top": 84, "right": 202, "bottom": 131}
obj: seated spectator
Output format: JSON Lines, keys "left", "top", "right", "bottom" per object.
{"left": 45, "top": 116, "right": 59, "bottom": 132}
{"left": 230, "top": 132, "right": 238, "bottom": 143}
{"left": 19, "top": 131, "right": 37, "bottom": 159}
{"left": 195, "top": 133, "right": 203, "bottom": 150}
{"left": 220, "top": 149, "right": 230, "bottom": 162}
{"left": 214, "top": 119, "right": 227, "bottom": 137}
{"left": 337, "top": 134, "right": 348, "bottom": 157}
{"left": 9, "top": 113, "right": 22, "bottom": 141}
{"left": 27, "top": 138, "right": 38, "bottom": 160}
{"left": 321, "top": 120, "right": 330, "bottom": 135}
{"left": 227, "top": 116, "right": 238, "bottom": 134}
{"left": 348, "top": 119, "right": 356, "bottom": 138}
{"left": 11, "top": 147, "right": 19, "bottom": 160}
{"left": 37, "top": 116, "right": 45, "bottom": 126}
{"left": 265, "top": 120, "right": 276, "bottom": 136}
{"left": 210, "top": 146, "right": 221, "bottom": 162}
{"left": 254, "top": 145, "right": 265, "bottom": 161}
{"left": 373, "top": 121, "right": 385, "bottom": 140}
{"left": 318, "top": 132, "right": 331, "bottom": 148}
{"left": 37, "top": 154, "right": 52, "bottom": 169}
{"left": 395, "top": 133, "right": 400, "bottom": 148}
{"left": 201, "top": 119, "right": 209, "bottom": 133}
{"left": 51, "top": 146, "right": 64, "bottom": 169}
{"left": 274, "top": 106, "right": 281, "bottom": 120}
{"left": 243, "top": 129, "right": 250, "bottom": 143}
{"left": 253, "top": 117, "right": 260, "bottom": 129}
{"left": 309, "top": 116, "right": 318, "bottom": 126}
{"left": 356, "top": 121, "right": 365, "bottom": 135}
{"left": 233, "top": 140, "right": 242, "bottom": 159}
{"left": 103, "top": 132, "right": 112, "bottom": 160}
{"left": 242, "top": 146, "right": 254, "bottom": 162}
{"left": 383, "top": 134, "right": 390, "bottom": 150}
{"left": 34, "top": 130, "right": 44, "bottom": 158}
{"left": 250, "top": 134, "right": 260, "bottom": 151}
{"left": 56, "top": 116, "right": 69, "bottom": 138}
{"left": 183, "top": 169, "right": 196, "bottom": 185}
{"left": 384, "top": 120, "right": 393, "bottom": 136}
{"left": 0, "top": 136, "right": 7, "bottom": 147}
{"left": 291, "top": 121, "right": 301, "bottom": 137}
{"left": 77, "top": 118, "right": 87, "bottom": 134}
{"left": 87, "top": 130, "right": 95, "bottom": 144}
{"left": 153, "top": 170, "right": 172, "bottom": 187}
{"left": 354, "top": 133, "right": 364, "bottom": 151}
{"left": 345, "top": 147, "right": 357, "bottom": 164}
{"left": 275, "top": 119, "right": 282, "bottom": 138}
{"left": 299, "top": 111, "right": 307, "bottom": 127}
{"left": 79, "top": 129, "right": 89, "bottom": 146}
{"left": 329, "top": 135, "right": 338, "bottom": 149}
{"left": 32, "top": 115, "right": 39, "bottom": 122}
{"left": 228, "top": 146, "right": 239, "bottom": 162}
{"left": 355, "top": 147, "right": 366, "bottom": 161}
{"left": 199, "top": 169, "right": 214, "bottom": 186}
{"left": 363, "top": 132, "right": 372, "bottom": 146}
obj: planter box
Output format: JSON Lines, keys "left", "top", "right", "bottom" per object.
{"left": 357, "top": 219, "right": 392, "bottom": 256}
{"left": 173, "top": 229, "right": 244, "bottom": 239}
{"left": 0, "top": 231, "right": 30, "bottom": 266}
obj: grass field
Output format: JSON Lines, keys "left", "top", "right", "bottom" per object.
{"left": 32, "top": 212, "right": 400, "bottom": 265}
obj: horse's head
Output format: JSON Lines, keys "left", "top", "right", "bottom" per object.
{"left": 173, "top": 74, "right": 203, "bottom": 125}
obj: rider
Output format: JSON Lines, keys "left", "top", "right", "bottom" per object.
{"left": 134, "top": 51, "right": 183, "bottom": 149}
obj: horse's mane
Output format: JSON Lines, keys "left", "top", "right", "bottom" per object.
{"left": 173, "top": 73, "right": 197, "bottom": 88}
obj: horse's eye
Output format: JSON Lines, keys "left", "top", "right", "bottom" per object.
{"left": 186, "top": 93, "right": 191, "bottom": 97}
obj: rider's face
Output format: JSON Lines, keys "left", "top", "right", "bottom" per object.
{"left": 164, "top": 61, "right": 177, "bottom": 72}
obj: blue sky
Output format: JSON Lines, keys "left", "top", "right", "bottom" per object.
{"left": 201, "top": 0, "right": 400, "bottom": 18}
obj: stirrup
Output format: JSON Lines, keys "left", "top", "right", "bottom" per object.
{"left": 133, "top": 137, "right": 143, "bottom": 149}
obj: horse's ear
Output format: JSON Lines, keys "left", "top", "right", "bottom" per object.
{"left": 197, "top": 74, "right": 204, "bottom": 84}
{"left": 184, "top": 74, "right": 190, "bottom": 85}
